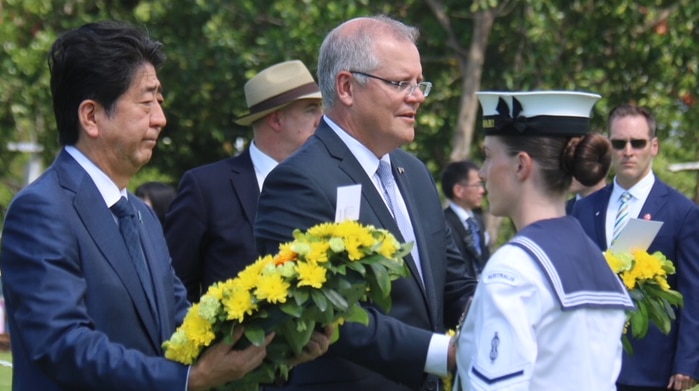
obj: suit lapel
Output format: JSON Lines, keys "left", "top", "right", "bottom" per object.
{"left": 229, "top": 150, "right": 259, "bottom": 224}
{"left": 316, "top": 125, "right": 431, "bottom": 307}
{"left": 595, "top": 185, "right": 614, "bottom": 249}
{"left": 58, "top": 153, "right": 161, "bottom": 350}
{"left": 639, "top": 180, "right": 670, "bottom": 220}
{"left": 388, "top": 153, "right": 439, "bottom": 320}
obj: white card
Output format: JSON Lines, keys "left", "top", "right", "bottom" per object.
{"left": 335, "top": 184, "right": 362, "bottom": 222}
{"left": 610, "top": 218, "right": 663, "bottom": 252}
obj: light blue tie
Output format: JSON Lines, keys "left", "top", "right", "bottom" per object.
{"left": 612, "top": 192, "right": 632, "bottom": 245}
{"left": 376, "top": 161, "right": 423, "bottom": 282}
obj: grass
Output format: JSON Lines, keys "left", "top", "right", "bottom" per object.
{"left": 0, "top": 351, "right": 11, "bottom": 391}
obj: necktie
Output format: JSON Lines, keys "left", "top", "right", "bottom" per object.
{"left": 466, "top": 217, "right": 482, "bottom": 256}
{"left": 376, "top": 161, "right": 423, "bottom": 282}
{"left": 612, "top": 191, "right": 632, "bottom": 245}
{"left": 111, "top": 197, "right": 156, "bottom": 311}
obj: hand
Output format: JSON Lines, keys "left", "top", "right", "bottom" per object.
{"left": 287, "top": 325, "right": 334, "bottom": 368}
{"left": 668, "top": 373, "right": 697, "bottom": 390}
{"left": 448, "top": 336, "right": 457, "bottom": 372}
{"left": 187, "top": 326, "right": 274, "bottom": 391}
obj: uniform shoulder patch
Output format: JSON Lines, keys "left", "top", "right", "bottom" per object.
{"left": 482, "top": 269, "right": 519, "bottom": 286}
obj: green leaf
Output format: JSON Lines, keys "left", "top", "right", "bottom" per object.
{"left": 294, "top": 288, "right": 310, "bottom": 306}
{"left": 369, "top": 262, "right": 391, "bottom": 297}
{"left": 323, "top": 288, "right": 349, "bottom": 311}
{"left": 311, "top": 289, "right": 328, "bottom": 312}
{"left": 280, "top": 301, "right": 304, "bottom": 318}
{"left": 346, "top": 261, "right": 367, "bottom": 275}
{"left": 244, "top": 325, "right": 266, "bottom": 346}
{"left": 342, "top": 303, "right": 369, "bottom": 326}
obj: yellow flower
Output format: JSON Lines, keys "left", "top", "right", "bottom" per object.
{"left": 221, "top": 281, "right": 257, "bottom": 322}
{"left": 163, "top": 329, "right": 200, "bottom": 364}
{"left": 237, "top": 255, "right": 272, "bottom": 290}
{"left": 274, "top": 243, "right": 297, "bottom": 265}
{"left": 377, "top": 231, "right": 401, "bottom": 259}
{"left": 296, "top": 261, "right": 327, "bottom": 288}
{"left": 163, "top": 221, "right": 411, "bottom": 390}
{"left": 307, "top": 241, "right": 331, "bottom": 263}
{"left": 656, "top": 276, "right": 670, "bottom": 291}
{"left": 603, "top": 248, "right": 683, "bottom": 350}
{"left": 255, "top": 272, "right": 290, "bottom": 303}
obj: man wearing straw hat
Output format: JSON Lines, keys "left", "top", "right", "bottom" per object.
{"left": 165, "top": 60, "right": 323, "bottom": 303}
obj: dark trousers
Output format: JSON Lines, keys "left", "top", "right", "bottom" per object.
{"left": 617, "top": 384, "right": 667, "bottom": 391}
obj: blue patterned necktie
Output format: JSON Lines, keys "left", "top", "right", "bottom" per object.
{"left": 612, "top": 191, "right": 632, "bottom": 245}
{"left": 466, "top": 216, "right": 482, "bottom": 256}
{"left": 111, "top": 197, "right": 156, "bottom": 310}
{"left": 376, "top": 161, "right": 423, "bottom": 282}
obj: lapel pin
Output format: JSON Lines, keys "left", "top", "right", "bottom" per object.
{"left": 398, "top": 167, "right": 405, "bottom": 174}
{"left": 595, "top": 211, "right": 600, "bottom": 216}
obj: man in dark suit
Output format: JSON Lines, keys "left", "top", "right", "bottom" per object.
{"left": 565, "top": 176, "right": 607, "bottom": 214}
{"left": 255, "top": 15, "right": 477, "bottom": 391}
{"left": 165, "top": 60, "right": 322, "bottom": 303}
{"left": 572, "top": 104, "right": 699, "bottom": 391}
{"left": 441, "top": 160, "right": 489, "bottom": 276}
{"left": 0, "top": 22, "right": 327, "bottom": 391}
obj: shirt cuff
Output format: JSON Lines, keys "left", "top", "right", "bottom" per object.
{"left": 425, "top": 333, "right": 450, "bottom": 377}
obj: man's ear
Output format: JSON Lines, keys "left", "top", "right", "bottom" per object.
{"left": 78, "top": 99, "right": 101, "bottom": 139}
{"left": 266, "top": 110, "right": 284, "bottom": 132}
{"left": 336, "top": 71, "right": 354, "bottom": 106}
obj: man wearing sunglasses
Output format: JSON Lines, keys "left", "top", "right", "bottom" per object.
{"left": 572, "top": 104, "right": 699, "bottom": 391}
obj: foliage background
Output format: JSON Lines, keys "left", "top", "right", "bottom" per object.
{"left": 2, "top": 0, "right": 698, "bottom": 240}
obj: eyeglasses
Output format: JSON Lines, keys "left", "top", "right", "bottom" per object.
{"left": 610, "top": 138, "right": 649, "bottom": 150}
{"left": 459, "top": 181, "right": 484, "bottom": 188}
{"left": 349, "top": 71, "right": 432, "bottom": 97}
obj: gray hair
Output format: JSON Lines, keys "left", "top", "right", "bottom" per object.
{"left": 317, "top": 15, "right": 419, "bottom": 108}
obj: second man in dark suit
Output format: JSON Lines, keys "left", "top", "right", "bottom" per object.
{"left": 572, "top": 104, "right": 699, "bottom": 390}
{"left": 165, "top": 60, "right": 322, "bottom": 302}
{"left": 441, "top": 160, "right": 489, "bottom": 277}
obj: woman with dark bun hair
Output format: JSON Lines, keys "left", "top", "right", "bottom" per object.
{"left": 453, "top": 92, "right": 634, "bottom": 390}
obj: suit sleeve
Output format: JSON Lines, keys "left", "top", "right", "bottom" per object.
{"left": 0, "top": 190, "right": 188, "bottom": 391}
{"left": 673, "top": 203, "right": 699, "bottom": 379}
{"left": 165, "top": 170, "right": 207, "bottom": 303}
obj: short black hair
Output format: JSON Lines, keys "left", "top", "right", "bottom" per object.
{"left": 48, "top": 21, "right": 165, "bottom": 145}
{"left": 440, "top": 160, "right": 480, "bottom": 200}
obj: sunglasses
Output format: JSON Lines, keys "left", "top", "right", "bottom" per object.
{"left": 610, "top": 139, "right": 649, "bottom": 150}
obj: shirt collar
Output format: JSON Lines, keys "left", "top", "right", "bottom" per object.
{"left": 612, "top": 171, "right": 655, "bottom": 203}
{"left": 65, "top": 145, "right": 125, "bottom": 207}
{"left": 449, "top": 201, "right": 473, "bottom": 221}
{"left": 249, "top": 140, "right": 279, "bottom": 191}
{"left": 324, "top": 115, "right": 385, "bottom": 177}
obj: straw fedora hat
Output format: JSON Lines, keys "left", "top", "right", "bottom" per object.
{"left": 235, "top": 60, "right": 322, "bottom": 126}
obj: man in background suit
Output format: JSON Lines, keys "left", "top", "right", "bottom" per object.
{"left": 165, "top": 60, "right": 322, "bottom": 303}
{"left": 0, "top": 22, "right": 327, "bottom": 391}
{"left": 565, "top": 174, "right": 607, "bottom": 215}
{"left": 441, "top": 160, "right": 489, "bottom": 277}
{"left": 255, "top": 15, "right": 477, "bottom": 391}
{"left": 572, "top": 104, "right": 699, "bottom": 391}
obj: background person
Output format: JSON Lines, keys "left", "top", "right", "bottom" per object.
{"left": 571, "top": 104, "right": 699, "bottom": 391}
{"left": 441, "top": 160, "right": 489, "bottom": 277}
{"left": 135, "top": 181, "right": 176, "bottom": 226}
{"left": 165, "top": 60, "right": 322, "bottom": 303}
{"left": 255, "top": 15, "right": 477, "bottom": 391}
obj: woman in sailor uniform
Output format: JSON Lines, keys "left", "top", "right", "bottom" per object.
{"left": 454, "top": 91, "right": 634, "bottom": 390}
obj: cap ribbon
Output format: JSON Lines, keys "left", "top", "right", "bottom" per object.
{"left": 483, "top": 96, "right": 590, "bottom": 137}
